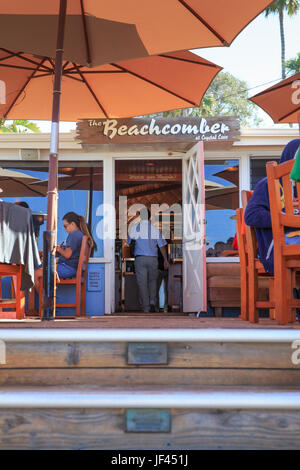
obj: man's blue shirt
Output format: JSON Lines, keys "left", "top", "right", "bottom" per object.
{"left": 128, "top": 220, "right": 166, "bottom": 257}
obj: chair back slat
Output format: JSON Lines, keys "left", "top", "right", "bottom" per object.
{"left": 272, "top": 158, "right": 294, "bottom": 179}
{"left": 236, "top": 207, "right": 247, "bottom": 264}
{"left": 296, "top": 182, "right": 300, "bottom": 213}
{"left": 241, "top": 190, "right": 257, "bottom": 262}
{"left": 76, "top": 235, "right": 91, "bottom": 281}
{"left": 266, "top": 161, "right": 286, "bottom": 244}
{"left": 282, "top": 173, "right": 294, "bottom": 215}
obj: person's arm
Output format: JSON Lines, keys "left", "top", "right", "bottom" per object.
{"left": 244, "top": 178, "right": 272, "bottom": 228}
{"left": 56, "top": 244, "right": 72, "bottom": 259}
{"left": 159, "top": 245, "right": 169, "bottom": 270}
{"left": 56, "top": 232, "right": 81, "bottom": 259}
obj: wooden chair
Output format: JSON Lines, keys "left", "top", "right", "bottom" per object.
{"left": 236, "top": 208, "right": 248, "bottom": 320}
{"left": 38, "top": 235, "right": 91, "bottom": 317}
{"left": 0, "top": 264, "right": 25, "bottom": 319}
{"left": 241, "top": 190, "right": 275, "bottom": 323}
{"left": 266, "top": 159, "right": 300, "bottom": 324}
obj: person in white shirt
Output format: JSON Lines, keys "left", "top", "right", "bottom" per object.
{"left": 128, "top": 207, "right": 169, "bottom": 313}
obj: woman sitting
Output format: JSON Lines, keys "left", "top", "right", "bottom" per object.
{"left": 34, "top": 211, "right": 94, "bottom": 289}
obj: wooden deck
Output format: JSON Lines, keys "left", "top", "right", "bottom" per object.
{"left": 0, "top": 313, "right": 300, "bottom": 329}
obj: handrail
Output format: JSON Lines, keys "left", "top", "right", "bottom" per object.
{"left": 1, "top": 328, "right": 300, "bottom": 343}
{"left": 0, "top": 388, "right": 300, "bottom": 409}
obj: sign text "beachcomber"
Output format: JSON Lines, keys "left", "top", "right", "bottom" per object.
{"left": 77, "top": 116, "right": 240, "bottom": 145}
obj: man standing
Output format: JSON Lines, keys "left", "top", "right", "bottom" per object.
{"left": 128, "top": 207, "right": 169, "bottom": 313}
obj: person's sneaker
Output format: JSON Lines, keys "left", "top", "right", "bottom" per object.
{"left": 150, "top": 304, "right": 156, "bottom": 313}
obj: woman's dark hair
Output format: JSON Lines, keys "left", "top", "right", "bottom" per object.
{"left": 62, "top": 212, "right": 95, "bottom": 248}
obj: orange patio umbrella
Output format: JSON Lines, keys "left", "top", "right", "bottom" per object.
{"left": 0, "top": 168, "right": 47, "bottom": 197}
{"left": 0, "top": 1, "right": 274, "bottom": 67}
{"left": 250, "top": 72, "right": 300, "bottom": 125}
{"left": 0, "top": 50, "right": 222, "bottom": 120}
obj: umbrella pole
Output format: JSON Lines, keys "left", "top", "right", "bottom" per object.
{"left": 42, "top": 0, "right": 67, "bottom": 320}
{"left": 88, "top": 167, "right": 94, "bottom": 229}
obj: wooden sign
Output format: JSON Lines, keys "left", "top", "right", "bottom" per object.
{"left": 76, "top": 116, "right": 240, "bottom": 145}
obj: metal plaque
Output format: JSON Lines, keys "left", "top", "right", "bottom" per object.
{"left": 87, "top": 269, "right": 102, "bottom": 291}
{"left": 127, "top": 342, "right": 168, "bottom": 365}
{"left": 126, "top": 409, "right": 171, "bottom": 433}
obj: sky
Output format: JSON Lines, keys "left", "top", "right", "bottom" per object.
{"left": 196, "top": 8, "right": 300, "bottom": 127}
{"left": 33, "top": 9, "right": 300, "bottom": 132}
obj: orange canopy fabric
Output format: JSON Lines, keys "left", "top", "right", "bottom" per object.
{"left": 0, "top": 0, "right": 274, "bottom": 67}
{"left": 250, "top": 72, "right": 300, "bottom": 124}
{"left": 0, "top": 50, "right": 222, "bottom": 120}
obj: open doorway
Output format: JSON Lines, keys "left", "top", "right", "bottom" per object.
{"left": 114, "top": 159, "right": 183, "bottom": 314}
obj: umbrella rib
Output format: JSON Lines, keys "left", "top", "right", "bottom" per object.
{"left": 3, "top": 57, "right": 48, "bottom": 118}
{"left": 80, "top": 0, "right": 92, "bottom": 66}
{"left": 59, "top": 179, "right": 80, "bottom": 190}
{"left": 111, "top": 63, "right": 198, "bottom": 106}
{"left": 0, "top": 48, "right": 52, "bottom": 72}
{"left": 66, "top": 69, "right": 125, "bottom": 74}
{"left": 279, "top": 105, "right": 300, "bottom": 122}
{"left": 71, "top": 63, "right": 109, "bottom": 118}
{"left": 63, "top": 61, "right": 71, "bottom": 70}
{"left": 159, "top": 54, "right": 219, "bottom": 69}
{"left": 251, "top": 76, "right": 298, "bottom": 98}
{"left": 177, "top": 0, "right": 229, "bottom": 46}
{"left": 9, "top": 178, "right": 46, "bottom": 197}
{"left": 32, "top": 72, "right": 84, "bottom": 83}
{"left": 0, "top": 63, "right": 43, "bottom": 72}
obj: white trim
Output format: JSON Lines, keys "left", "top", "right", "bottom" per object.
{"left": 103, "top": 156, "right": 115, "bottom": 314}
{"left": 1, "top": 328, "right": 300, "bottom": 343}
{"left": 0, "top": 388, "right": 300, "bottom": 409}
{"left": 206, "top": 257, "right": 240, "bottom": 263}
{"left": 88, "top": 258, "right": 111, "bottom": 264}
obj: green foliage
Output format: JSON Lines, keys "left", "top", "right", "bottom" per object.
{"left": 0, "top": 119, "right": 40, "bottom": 133}
{"left": 153, "top": 72, "right": 262, "bottom": 127}
{"left": 265, "top": 0, "right": 300, "bottom": 16}
{"left": 265, "top": 0, "right": 300, "bottom": 79}
{"left": 286, "top": 53, "right": 300, "bottom": 75}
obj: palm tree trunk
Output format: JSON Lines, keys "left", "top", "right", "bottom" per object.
{"left": 279, "top": 8, "right": 286, "bottom": 79}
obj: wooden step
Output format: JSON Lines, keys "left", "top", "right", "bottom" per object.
{"left": 1, "top": 328, "right": 300, "bottom": 387}
{"left": 1, "top": 386, "right": 300, "bottom": 450}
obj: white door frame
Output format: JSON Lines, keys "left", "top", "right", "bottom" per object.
{"left": 182, "top": 142, "right": 207, "bottom": 313}
{"left": 110, "top": 153, "right": 183, "bottom": 313}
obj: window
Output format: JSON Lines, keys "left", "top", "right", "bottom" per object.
{"left": 204, "top": 159, "right": 239, "bottom": 256}
{"left": 250, "top": 157, "right": 280, "bottom": 189}
{"left": 0, "top": 161, "right": 103, "bottom": 257}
